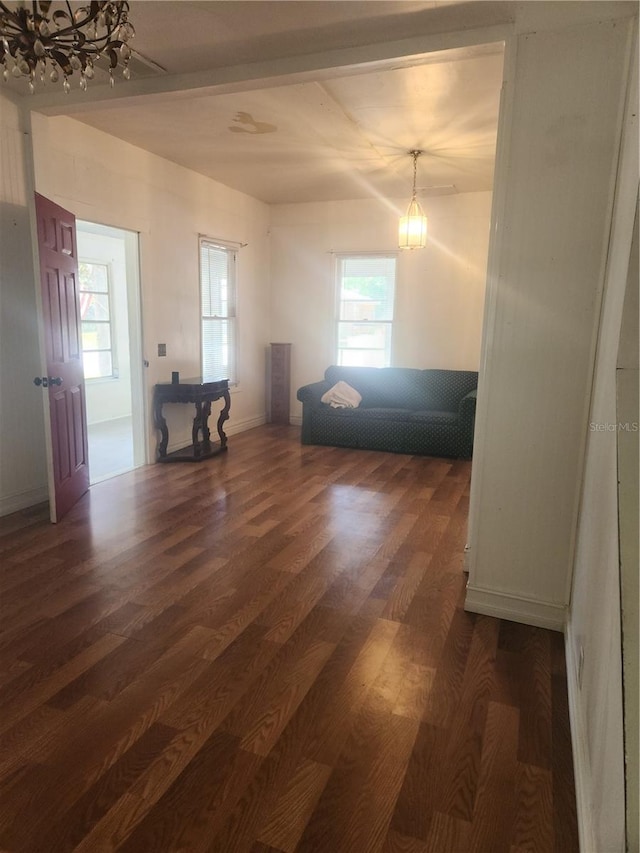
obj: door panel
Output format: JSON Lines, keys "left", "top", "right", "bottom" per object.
{"left": 35, "top": 193, "right": 89, "bottom": 521}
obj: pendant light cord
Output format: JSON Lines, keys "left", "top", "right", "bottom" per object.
{"left": 410, "top": 150, "right": 421, "bottom": 200}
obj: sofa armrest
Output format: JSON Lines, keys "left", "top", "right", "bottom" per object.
{"left": 458, "top": 389, "right": 477, "bottom": 455}
{"left": 297, "top": 381, "right": 330, "bottom": 406}
{"left": 458, "top": 388, "right": 477, "bottom": 420}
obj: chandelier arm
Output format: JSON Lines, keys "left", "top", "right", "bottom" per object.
{"left": 39, "top": 31, "right": 123, "bottom": 50}
{"left": 39, "top": 4, "right": 127, "bottom": 42}
{"left": 0, "top": 2, "right": 23, "bottom": 28}
{"left": 51, "top": 4, "right": 104, "bottom": 40}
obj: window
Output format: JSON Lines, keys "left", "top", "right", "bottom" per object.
{"left": 336, "top": 254, "right": 396, "bottom": 367}
{"left": 200, "top": 238, "right": 237, "bottom": 383}
{"left": 79, "top": 261, "right": 116, "bottom": 379}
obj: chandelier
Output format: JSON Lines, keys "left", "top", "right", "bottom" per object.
{"left": 0, "top": 1, "right": 135, "bottom": 93}
{"left": 398, "top": 150, "right": 428, "bottom": 249}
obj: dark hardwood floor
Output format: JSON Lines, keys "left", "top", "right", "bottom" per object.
{"left": 0, "top": 425, "right": 578, "bottom": 852}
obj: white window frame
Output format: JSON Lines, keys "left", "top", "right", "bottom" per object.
{"left": 199, "top": 237, "right": 238, "bottom": 384}
{"left": 335, "top": 253, "right": 397, "bottom": 368}
{"left": 78, "top": 258, "right": 118, "bottom": 381}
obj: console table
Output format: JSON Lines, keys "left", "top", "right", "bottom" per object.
{"left": 153, "top": 377, "right": 230, "bottom": 462}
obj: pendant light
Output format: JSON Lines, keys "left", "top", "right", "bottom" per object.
{"left": 398, "top": 150, "right": 428, "bottom": 249}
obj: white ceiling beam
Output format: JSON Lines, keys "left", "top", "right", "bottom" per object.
{"left": 26, "top": 24, "right": 510, "bottom": 116}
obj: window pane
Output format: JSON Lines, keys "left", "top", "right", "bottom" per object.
{"left": 202, "top": 317, "right": 235, "bottom": 381}
{"left": 336, "top": 255, "right": 395, "bottom": 368}
{"left": 338, "top": 322, "right": 390, "bottom": 350}
{"left": 338, "top": 348, "right": 388, "bottom": 368}
{"left": 339, "top": 256, "right": 395, "bottom": 322}
{"left": 81, "top": 293, "right": 110, "bottom": 321}
{"left": 79, "top": 262, "right": 109, "bottom": 293}
{"left": 200, "top": 239, "right": 237, "bottom": 383}
{"left": 78, "top": 260, "right": 114, "bottom": 379}
{"left": 200, "top": 243, "right": 235, "bottom": 318}
{"left": 83, "top": 350, "right": 112, "bottom": 379}
{"left": 82, "top": 322, "right": 111, "bottom": 351}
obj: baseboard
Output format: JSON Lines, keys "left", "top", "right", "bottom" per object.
{"left": 225, "top": 414, "right": 266, "bottom": 436}
{"left": 565, "top": 621, "right": 597, "bottom": 853}
{"left": 464, "top": 583, "right": 567, "bottom": 631}
{"left": 165, "top": 414, "right": 267, "bottom": 454}
{"left": 87, "top": 414, "right": 132, "bottom": 427}
{"left": 289, "top": 414, "right": 302, "bottom": 426}
{"left": 0, "top": 485, "right": 48, "bottom": 518}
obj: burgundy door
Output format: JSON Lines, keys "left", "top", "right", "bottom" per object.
{"left": 35, "top": 193, "right": 89, "bottom": 522}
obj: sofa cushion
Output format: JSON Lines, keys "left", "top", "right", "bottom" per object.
{"left": 409, "top": 409, "right": 458, "bottom": 425}
{"left": 324, "top": 366, "right": 425, "bottom": 409}
{"left": 421, "top": 370, "right": 478, "bottom": 412}
{"left": 350, "top": 406, "right": 415, "bottom": 422}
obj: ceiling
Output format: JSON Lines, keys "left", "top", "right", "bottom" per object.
{"left": 6, "top": 1, "right": 506, "bottom": 204}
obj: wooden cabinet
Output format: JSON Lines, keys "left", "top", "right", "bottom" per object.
{"left": 268, "top": 343, "right": 291, "bottom": 424}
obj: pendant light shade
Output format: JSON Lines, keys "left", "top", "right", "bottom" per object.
{"left": 398, "top": 150, "right": 428, "bottom": 249}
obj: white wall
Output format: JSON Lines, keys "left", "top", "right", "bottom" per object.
{"left": 270, "top": 191, "right": 492, "bottom": 420}
{"left": 617, "top": 213, "right": 639, "bottom": 853}
{"left": 465, "top": 16, "right": 636, "bottom": 630}
{"left": 564, "top": 210, "right": 636, "bottom": 853}
{"left": 76, "top": 229, "right": 132, "bottom": 425}
{"left": 30, "top": 113, "right": 272, "bottom": 456}
{"left": 0, "top": 95, "right": 48, "bottom": 514}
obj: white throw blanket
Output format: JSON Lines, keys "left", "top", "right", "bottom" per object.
{"left": 321, "top": 380, "right": 362, "bottom": 409}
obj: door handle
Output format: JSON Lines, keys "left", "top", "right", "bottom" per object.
{"left": 33, "top": 377, "right": 63, "bottom": 388}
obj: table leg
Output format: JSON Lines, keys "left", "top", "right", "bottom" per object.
{"left": 153, "top": 397, "right": 169, "bottom": 458}
{"left": 192, "top": 401, "right": 205, "bottom": 456}
{"left": 202, "top": 400, "right": 212, "bottom": 443}
{"left": 217, "top": 390, "right": 231, "bottom": 449}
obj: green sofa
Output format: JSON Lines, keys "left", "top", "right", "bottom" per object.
{"left": 296, "top": 365, "right": 478, "bottom": 458}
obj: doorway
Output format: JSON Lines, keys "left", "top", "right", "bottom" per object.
{"left": 76, "top": 222, "right": 145, "bottom": 483}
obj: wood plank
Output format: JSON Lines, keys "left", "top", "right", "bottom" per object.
{"left": 256, "top": 758, "right": 332, "bottom": 852}
{"left": 297, "top": 703, "right": 419, "bottom": 852}
{"left": 0, "top": 426, "right": 578, "bottom": 852}
{"left": 468, "top": 700, "right": 520, "bottom": 853}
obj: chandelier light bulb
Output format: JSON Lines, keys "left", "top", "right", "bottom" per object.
{"left": 118, "top": 20, "right": 134, "bottom": 42}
